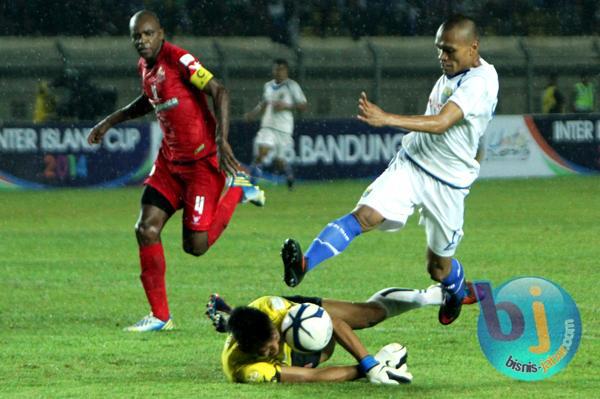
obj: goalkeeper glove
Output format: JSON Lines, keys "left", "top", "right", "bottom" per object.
{"left": 374, "top": 343, "right": 408, "bottom": 369}
{"left": 367, "top": 363, "right": 413, "bottom": 385}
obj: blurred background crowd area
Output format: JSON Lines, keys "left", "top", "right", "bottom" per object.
{"left": 2, "top": 0, "right": 600, "bottom": 41}
{"left": 1, "top": 0, "right": 598, "bottom": 123}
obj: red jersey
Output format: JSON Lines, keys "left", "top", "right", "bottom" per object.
{"left": 138, "top": 41, "right": 217, "bottom": 162}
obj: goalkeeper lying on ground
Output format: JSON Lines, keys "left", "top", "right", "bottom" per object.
{"left": 206, "top": 282, "right": 478, "bottom": 384}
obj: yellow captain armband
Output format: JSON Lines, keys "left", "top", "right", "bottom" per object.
{"left": 190, "top": 65, "right": 214, "bottom": 90}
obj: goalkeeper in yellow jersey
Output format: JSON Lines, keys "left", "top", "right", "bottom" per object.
{"left": 206, "top": 282, "right": 478, "bottom": 384}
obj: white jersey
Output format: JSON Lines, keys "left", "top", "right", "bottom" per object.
{"left": 260, "top": 79, "right": 307, "bottom": 135}
{"left": 402, "top": 58, "right": 498, "bottom": 188}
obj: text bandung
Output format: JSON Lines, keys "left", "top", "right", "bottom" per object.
{"left": 298, "top": 133, "right": 404, "bottom": 166}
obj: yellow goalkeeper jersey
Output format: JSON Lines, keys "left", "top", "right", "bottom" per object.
{"left": 221, "top": 296, "right": 295, "bottom": 383}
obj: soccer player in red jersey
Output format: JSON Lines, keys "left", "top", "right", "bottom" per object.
{"left": 87, "top": 10, "right": 264, "bottom": 332}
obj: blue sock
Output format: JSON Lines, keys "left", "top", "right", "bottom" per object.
{"left": 249, "top": 163, "right": 263, "bottom": 184}
{"left": 442, "top": 258, "right": 466, "bottom": 301}
{"left": 305, "top": 214, "right": 362, "bottom": 271}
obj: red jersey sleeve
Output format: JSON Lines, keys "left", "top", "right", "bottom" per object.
{"left": 172, "top": 49, "right": 215, "bottom": 90}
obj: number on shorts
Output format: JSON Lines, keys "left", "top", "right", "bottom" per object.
{"left": 194, "top": 195, "right": 205, "bottom": 215}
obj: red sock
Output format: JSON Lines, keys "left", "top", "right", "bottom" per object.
{"left": 207, "top": 186, "right": 243, "bottom": 247}
{"left": 139, "top": 242, "right": 170, "bottom": 321}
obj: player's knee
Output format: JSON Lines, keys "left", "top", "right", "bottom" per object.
{"left": 352, "top": 208, "right": 380, "bottom": 232}
{"left": 135, "top": 221, "right": 161, "bottom": 244}
{"left": 183, "top": 241, "right": 209, "bottom": 257}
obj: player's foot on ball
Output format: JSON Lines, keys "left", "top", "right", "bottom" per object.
{"left": 438, "top": 289, "right": 463, "bottom": 325}
{"left": 124, "top": 313, "right": 174, "bottom": 332}
{"left": 462, "top": 281, "right": 481, "bottom": 305}
{"left": 206, "top": 293, "right": 231, "bottom": 333}
{"left": 231, "top": 172, "right": 266, "bottom": 207}
{"left": 281, "top": 238, "right": 306, "bottom": 287}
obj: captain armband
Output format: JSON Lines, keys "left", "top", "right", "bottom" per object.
{"left": 190, "top": 65, "right": 214, "bottom": 90}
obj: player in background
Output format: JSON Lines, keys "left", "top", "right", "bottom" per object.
{"left": 206, "top": 282, "right": 479, "bottom": 383}
{"left": 87, "top": 10, "right": 264, "bottom": 332}
{"left": 244, "top": 59, "right": 307, "bottom": 190}
{"left": 281, "top": 15, "right": 498, "bottom": 326}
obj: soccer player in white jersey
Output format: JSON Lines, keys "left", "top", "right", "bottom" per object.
{"left": 281, "top": 15, "right": 498, "bottom": 326}
{"left": 244, "top": 59, "right": 307, "bottom": 190}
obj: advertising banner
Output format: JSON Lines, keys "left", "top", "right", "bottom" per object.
{"left": 2, "top": 115, "right": 597, "bottom": 190}
{"left": 0, "top": 123, "right": 155, "bottom": 189}
{"left": 236, "top": 114, "right": 600, "bottom": 182}
{"left": 479, "top": 115, "right": 555, "bottom": 179}
{"left": 526, "top": 114, "right": 600, "bottom": 174}
{"left": 480, "top": 114, "right": 600, "bottom": 178}
{"left": 231, "top": 119, "right": 406, "bottom": 180}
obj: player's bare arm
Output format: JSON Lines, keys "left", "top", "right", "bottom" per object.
{"left": 244, "top": 101, "right": 267, "bottom": 122}
{"left": 272, "top": 101, "right": 307, "bottom": 112}
{"left": 279, "top": 315, "right": 409, "bottom": 384}
{"left": 279, "top": 314, "right": 369, "bottom": 382}
{"left": 357, "top": 91, "right": 464, "bottom": 134}
{"left": 279, "top": 364, "right": 359, "bottom": 383}
{"left": 87, "top": 94, "right": 153, "bottom": 144}
{"left": 295, "top": 102, "right": 308, "bottom": 112}
{"left": 202, "top": 78, "right": 240, "bottom": 176}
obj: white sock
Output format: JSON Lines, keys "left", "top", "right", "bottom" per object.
{"left": 367, "top": 285, "right": 443, "bottom": 318}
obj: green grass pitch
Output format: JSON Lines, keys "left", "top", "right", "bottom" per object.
{"left": 1, "top": 176, "right": 599, "bottom": 398}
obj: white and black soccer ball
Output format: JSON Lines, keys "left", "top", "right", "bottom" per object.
{"left": 281, "top": 303, "right": 333, "bottom": 353}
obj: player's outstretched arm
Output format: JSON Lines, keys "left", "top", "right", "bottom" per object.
{"left": 279, "top": 364, "right": 359, "bottom": 383}
{"left": 295, "top": 101, "right": 308, "bottom": 112}
{"left": 243, "top": 101, "right": 266, "bottom": 122}
{"left": 330, "top": 315, "right": 370, "bottom": 361}
{"left": 357, "top": 91, "right": 463, "bottom": 134}
{"left": 203, "top": 78, "right": 240, "bottom": 176}
{"left": 87, "top": 94, "right": 153, "bottom": 144}
{"left": 272, "top": 101, "right": 307, "bottom": 112}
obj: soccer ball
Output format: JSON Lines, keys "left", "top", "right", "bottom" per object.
{"left": 281, "top": 303, "right": 333, "bottom": 353}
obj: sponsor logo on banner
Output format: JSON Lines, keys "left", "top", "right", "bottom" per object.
{"left": 485, "top": 127, "right": 530, "bottom": 161}
{"left": 479, "top": 115, "right": 556, "bottom": 179}
{"left": 0, "top": 124, "right": 153, "bottom": 189}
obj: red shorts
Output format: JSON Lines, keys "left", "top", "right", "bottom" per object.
{"left": 144, "top": 151, "right": 226, "bottom": 231}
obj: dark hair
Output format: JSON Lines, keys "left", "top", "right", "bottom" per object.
{"left": 442, "top": 14, "right": 479, "bottom": 40}
{"left": 273, "top": 58, "right": 289, "bottom": 68}
{"left": 227, "top": 307, "right": 274, "bottom": 354}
